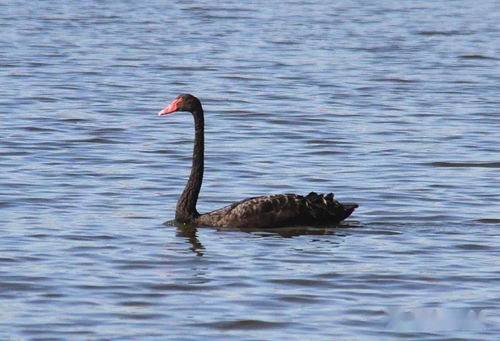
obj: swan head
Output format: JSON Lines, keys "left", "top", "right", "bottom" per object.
{"left": 158, "top": 94, "right": 201, "bottom": 116}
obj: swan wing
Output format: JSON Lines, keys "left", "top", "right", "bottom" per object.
{"left": 198, "top": 193, "right": 357, "bottom": 228}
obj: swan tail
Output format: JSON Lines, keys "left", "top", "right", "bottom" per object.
{"left": 305, "top": 192, "right": 358, "bottom": 223}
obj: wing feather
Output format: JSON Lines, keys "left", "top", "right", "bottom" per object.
{"left": 197, "top": 192, "right": 357, "bottom": 228}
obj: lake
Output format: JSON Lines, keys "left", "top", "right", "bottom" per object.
{"left": 1, "top": 0, "right": 499, "bottom": 340}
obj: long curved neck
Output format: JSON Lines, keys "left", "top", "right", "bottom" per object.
{"left": 176, "top": 108, "right": 204, "bottom": 222}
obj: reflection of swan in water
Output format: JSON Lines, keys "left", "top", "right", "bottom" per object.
{"left": 174, "top": 223, "right": 204, "bottom": 256}
{"left": 169, "top": 221, "right": 358, "bottom": 251}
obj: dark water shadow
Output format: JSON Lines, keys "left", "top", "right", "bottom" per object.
{"left": 164, "top": 220, "right": 205, "bottom": 256}
{"left": 164, "top": 219, "right": 361, "bottom": 254}
{"left": 218, "top": 221, "right": 361, "bottom": 238}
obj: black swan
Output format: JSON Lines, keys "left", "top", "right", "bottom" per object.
{"left": 158, "top": 94, "right": 357, "bottom": 228}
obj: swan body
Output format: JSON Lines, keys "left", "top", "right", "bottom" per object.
{"left": 197, "top": 193, "right": 357, "bottom": 228}
{"left": 158, "top": 94, "right": 357, "bottom": 228}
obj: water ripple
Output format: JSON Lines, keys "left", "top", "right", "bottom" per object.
{"left": 1, "top": 1, "right": 499, "bottom": 340}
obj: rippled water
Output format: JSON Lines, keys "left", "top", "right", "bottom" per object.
{"left": 1, "top": 0, "right": 499, "bottom": 340}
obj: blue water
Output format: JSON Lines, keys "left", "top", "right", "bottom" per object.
{"left": 1, "top": 1, "right": 499, "bottom": 339}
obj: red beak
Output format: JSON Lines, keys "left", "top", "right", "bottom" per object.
{"left": 158, "top": 97, "right": 182, "bottom": 116}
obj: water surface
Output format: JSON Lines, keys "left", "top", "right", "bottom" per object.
{"left": 1, "top": 0, "right": 499, "bottom": 340}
